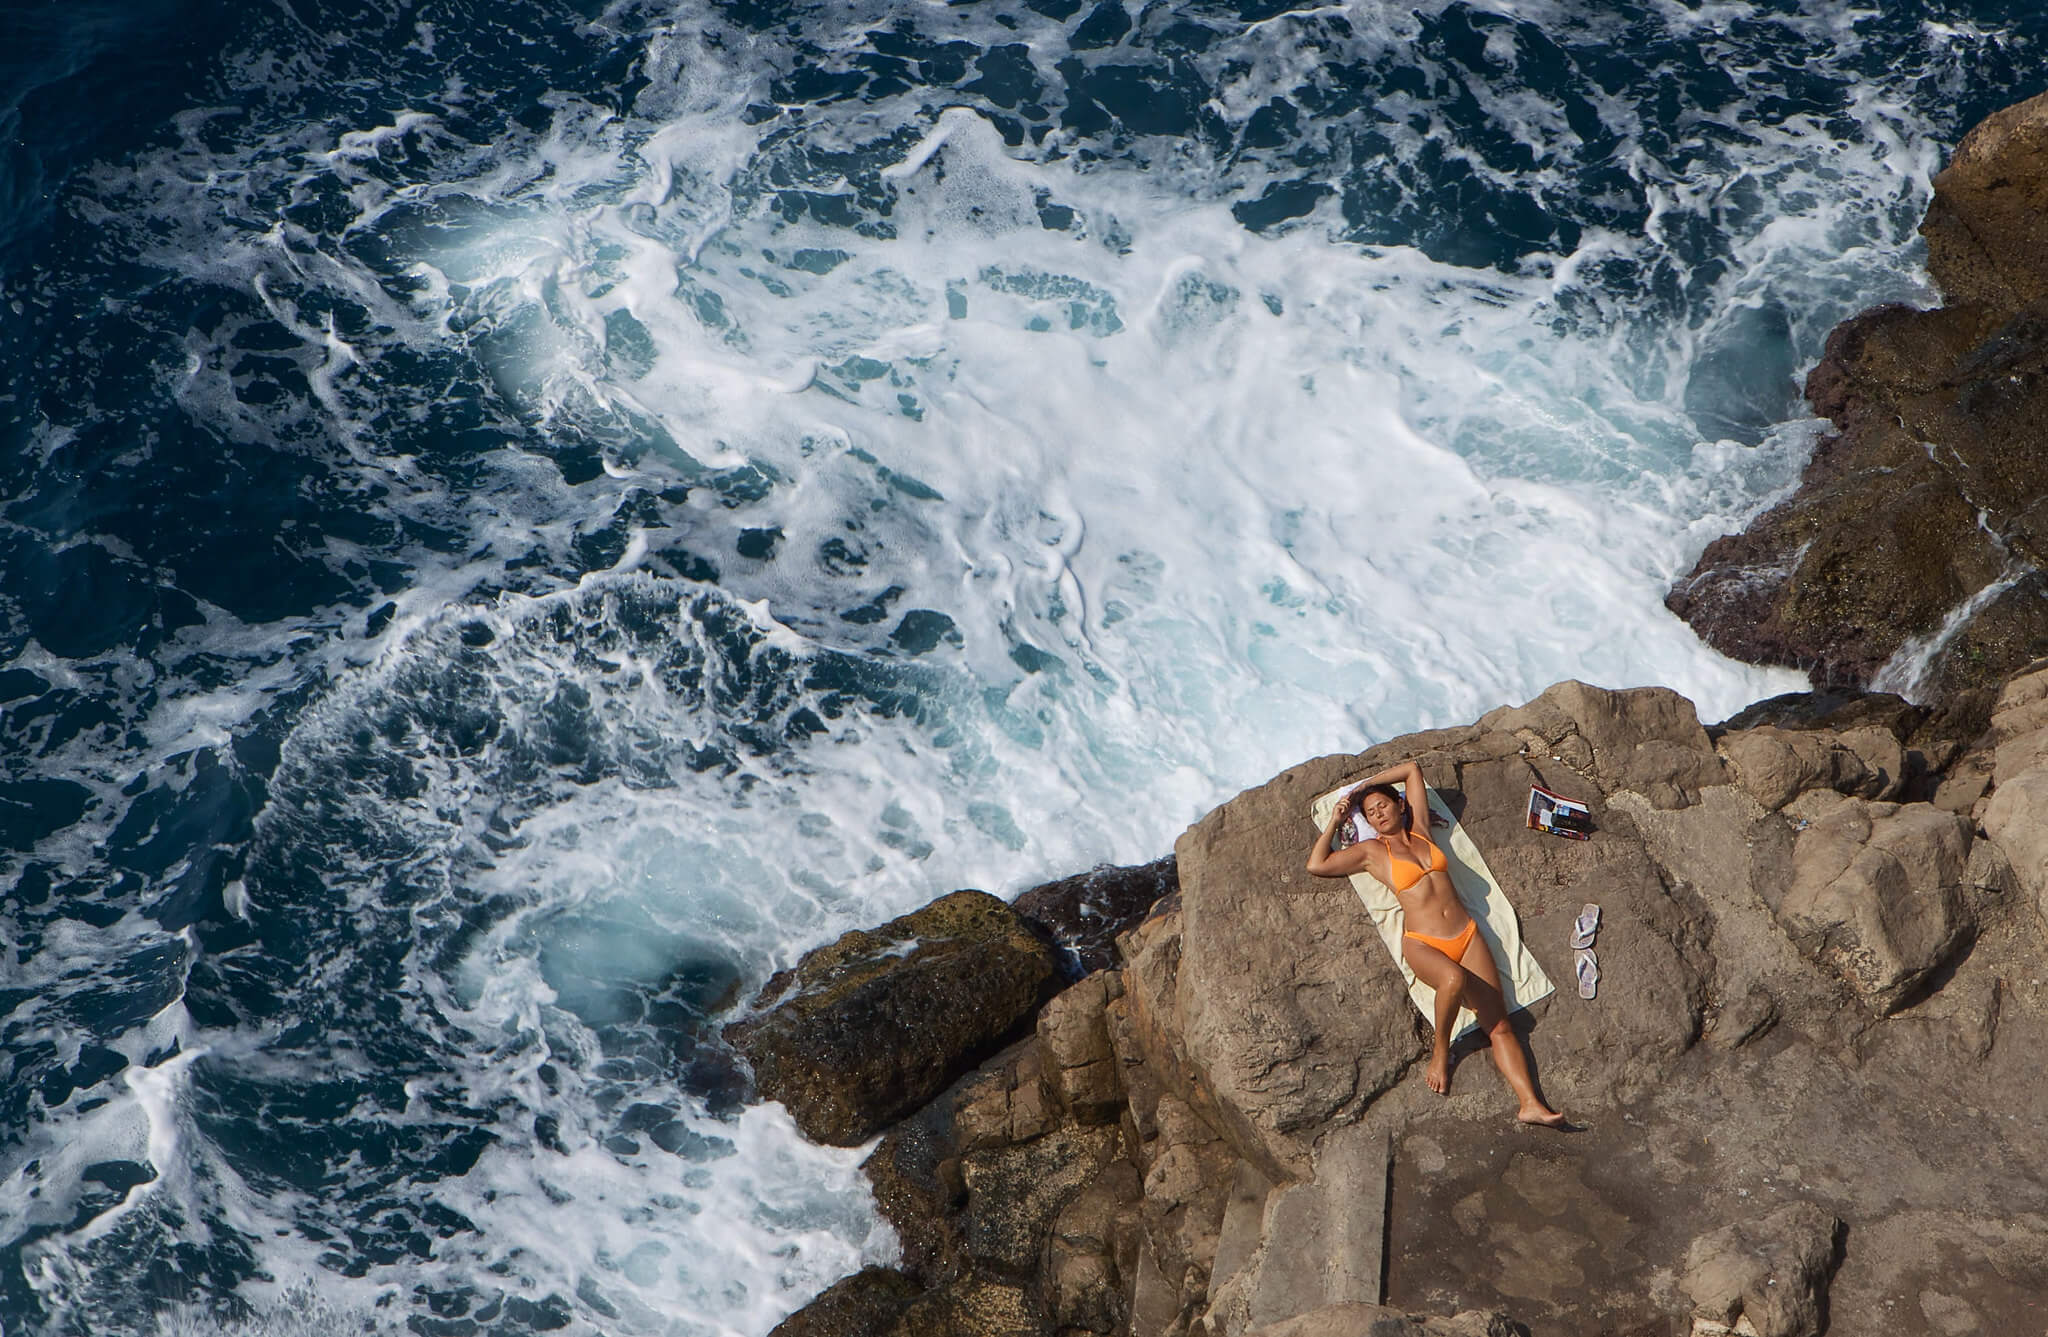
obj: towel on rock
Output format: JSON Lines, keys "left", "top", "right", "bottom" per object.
{"left": 1309, "top": 781, "right": 1553, "bottom": 1039}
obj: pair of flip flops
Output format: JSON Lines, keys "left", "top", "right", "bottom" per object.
{"left": 1571, "top": 903, "right": 1601, "bottom": 999}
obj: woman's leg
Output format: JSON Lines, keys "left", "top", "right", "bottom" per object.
{"left": 1401, "top": 938, "right": 1467, "bottom": 1094}
{"left": 1458, "top": 934, "right": 1565, "bottom": 1126}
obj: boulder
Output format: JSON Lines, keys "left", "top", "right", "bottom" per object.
{"left": 1717, "top": 725, "right": 1902, "bottom": 811}
{"left": 1922, "top": 90, "right": 2048, "bottom": 313}
{"left": 1981, "top": 661, "right": 2048, "bottom": 781}
{"left": 1778, "top": 798, "right": 1973, "bottom": 1013}
{"left": 723, "top": 890, "right": 1062, "bottom": 1145}
{"left": 1045, "top": 1158, "right": 1143, "bottom": 1334}
{"left": 1983, "top": 768, "right": 2048, "bottom": 924}
{"left": 1681, "top": 1203, "right": 1843, "bottom": 1337}
{"left": 1037, "top": 970, "right": 1125, "bottom": 1124}
{"left": 1171, "top": 685, "right": 1730, "bottom": 1175}
{"left": 1478, "top": 680, "right": 1724, "bottom": 807}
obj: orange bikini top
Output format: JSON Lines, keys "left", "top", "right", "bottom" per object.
{"left": 1381, "top": 833, "right": 1446, "bottom": 892}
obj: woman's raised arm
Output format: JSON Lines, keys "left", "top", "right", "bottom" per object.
{"left": 1358, "top": 759, "right": 1429, "bottom": 833}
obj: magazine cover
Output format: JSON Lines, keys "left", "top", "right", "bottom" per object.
{"left": 1527, "top": 783, "right": 1593, "bottom": 840}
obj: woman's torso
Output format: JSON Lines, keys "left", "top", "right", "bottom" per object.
{"left": 1379, "top": 831, "right": 1468, "bottom": 936}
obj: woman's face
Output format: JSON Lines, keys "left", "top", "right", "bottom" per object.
{"left": 1359, "top": 791, "right": 1405, "bottom": 835}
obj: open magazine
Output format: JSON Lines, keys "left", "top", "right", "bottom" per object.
{"left": 1527, "top": 783, "right": 1592, "bottom": 840}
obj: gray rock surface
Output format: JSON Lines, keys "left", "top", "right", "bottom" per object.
{"left": 1173, "top": 748, "right": 1427, "bottom": 1179}
{"left": 1243, "top": 1304, "right": 1525, "bottom": 1337}
{"left": 1778, "top": 797, "right": 1973, "bottom": 1013}
{"left": 1681, "top": 1202, "right": 1843, "bottom": 1337}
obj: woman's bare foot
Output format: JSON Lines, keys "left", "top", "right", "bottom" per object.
{"left": 1425, "top": 1050, "right": 1451, "bottom": 1094}
{"left": 1516, "top": 1102, "right": 1567, "bottom": 1127}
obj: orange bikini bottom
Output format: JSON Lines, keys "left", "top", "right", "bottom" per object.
{"left": 1403, "top": 917, "right": 1478, "bottom": 963}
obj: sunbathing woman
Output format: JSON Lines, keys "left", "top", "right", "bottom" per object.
{"left": 1305, "top": 759, "right": 1565, "bottom": 1127}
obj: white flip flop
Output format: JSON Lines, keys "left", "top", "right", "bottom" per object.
{"left": 1575, "top": 947, "right": 1599, "bottom": 1000}
{"left": 1570, "top": 902, "right": 1601, "bottom": 950}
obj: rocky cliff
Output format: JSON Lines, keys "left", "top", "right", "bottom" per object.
{"left": 738, "top": 91, "right": 2048, "bottom": 1337}
{"left": 738, "top": 666, "right": 2048, "bottom": 1337}
{"left": 1669, "top": 88, "right": 2048, "bottom": 701}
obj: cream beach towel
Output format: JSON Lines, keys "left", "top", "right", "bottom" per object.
{"left": 1310, "top": 781, "right": 1553, "bottom": 1039}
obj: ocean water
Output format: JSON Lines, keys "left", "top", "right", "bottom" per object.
{"left": 2, "top": 1, "right": 2043, "bottom": 1333}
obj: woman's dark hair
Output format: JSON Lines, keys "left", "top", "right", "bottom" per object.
{"left": 1353, "top": 782, "right": 1404, "bottom": 810}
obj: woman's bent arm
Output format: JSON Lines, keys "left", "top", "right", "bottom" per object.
{"left": 1306, "top": 795, "right": 1369, "bottom": 878}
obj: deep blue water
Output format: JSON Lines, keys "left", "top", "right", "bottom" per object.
{"left": 3, "top": 1, "right": 2045, "bottom": 1333}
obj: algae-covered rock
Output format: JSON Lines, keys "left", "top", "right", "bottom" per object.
{"left": 882, "top": 1274, "right": 1050, "bottom": 1337}
{"left": 723, "top": 890, "right": 1061, "bottom": 1145}
{"left": 768, "top": 1268, "right": 923, "bottom": 1337}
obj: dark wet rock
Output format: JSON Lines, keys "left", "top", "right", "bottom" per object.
{"left": 1671, "top": 91, "right": 2048, "bottom": 700}
{"left": 1011, "top": 856, "right": 1178, "bottom": 977}
{"left": 767, "top": 1267, "right": 923, "bottom": 1337}
{"left": 1712, "top": 688, "right": 1924, "bottom": 739}
{"left": 1923, "top": 570, "right": 2048, "bottom": 700}
{"left": 723, "top": 890, "right": 1061, "bottom": 1145}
